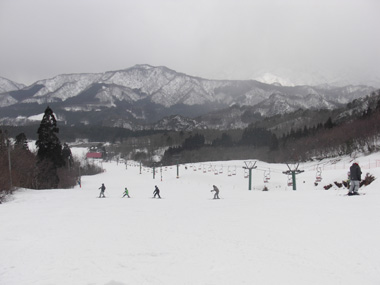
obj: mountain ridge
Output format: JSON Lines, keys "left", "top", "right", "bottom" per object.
{"left": 0, "top": 64, "right": 377, "bottom": 130}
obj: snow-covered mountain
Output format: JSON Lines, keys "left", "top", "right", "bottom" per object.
{"left": 0, "top": 64, "right": 377, "bottom": 129}
{"left": 253, "top": 68, "right": 380, "bottom": 88}
{"left": 0, "top": 76, "right": 25, "bottom": 93}
{"left": 253, "top": 73, "right": 296, "bottom": 87}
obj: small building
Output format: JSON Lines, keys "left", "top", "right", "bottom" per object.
{"left": 86, "top": 152, "right": 103, "bottom": 159}
{"left": 86, "top": 145, "right": 107, "bottom": 159}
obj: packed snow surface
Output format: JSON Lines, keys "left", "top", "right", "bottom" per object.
{"left": 1, "top": 152, "right": 380, "bottom": 285}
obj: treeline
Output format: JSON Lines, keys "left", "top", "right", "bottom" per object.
{"left": 160, "top": 127, "right": 279, "bottom": 165}
{"left": 279, "top": 104, "right": 380, "bottom": 161}
{"left": 5, "top": 124, "right": 164, "bottom": 143}
{"left": 158, "top": 91, "right": 380, "bottom": 165}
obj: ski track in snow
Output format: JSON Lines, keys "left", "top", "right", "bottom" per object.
{"left": 1, "top": 153, "right": 380, "bottom": 285}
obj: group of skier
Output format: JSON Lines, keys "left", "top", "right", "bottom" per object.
{"left": 97, "top": 162, "right": 362, "bottom": 198}
{"left": 98, "top": 183, "right": 130, "bottom": 198}
{"left": 98, "top": 184, "right": 221, "bottom": 199}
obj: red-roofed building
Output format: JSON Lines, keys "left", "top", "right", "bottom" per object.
{"left": 86, "top": 145, "right": 107, "bottom": 160}
{"left": 86, "top": 152, "right": 103, "bottom": 159}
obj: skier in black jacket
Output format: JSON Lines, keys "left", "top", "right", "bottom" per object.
{"left": 211, "top": 185, "right": 220, "bottom": 199}
{"left": 99, "top": 183, "right": 106, "bottom": 198}
{"left": 348, "top": 163, "right": 362, "bottom": 195}
{"left": 153, "top": 185, "right": 161, "bottom": 198}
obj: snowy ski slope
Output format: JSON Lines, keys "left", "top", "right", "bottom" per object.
{"left": 1, "top": 152, "right": 380, "bottom": 284}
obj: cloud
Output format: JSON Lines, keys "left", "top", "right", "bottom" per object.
{"left": 0, "top": 0, "right": 379, "bottom": 86}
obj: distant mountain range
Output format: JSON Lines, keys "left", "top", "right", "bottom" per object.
{"left": 0, "top": 64, "right": 377, "bottom": 131}
{"left": 0, "top": 76, "right": 25, "bottom": 94}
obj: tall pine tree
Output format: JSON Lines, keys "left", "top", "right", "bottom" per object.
{"left": 35, "top": 107, "right": 64, "bottom": 188}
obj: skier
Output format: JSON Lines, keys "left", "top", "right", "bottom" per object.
{"left": 211, "top": 185, "right": 220, "bottom": 199}
{"left": 153, "top": 185, "right": 161, "bottom": 198}
{"left": 122, "top": 187, "right": 130, "bottom": 198}
{"left": 345, "top": 171, "right": 351, "bottom": 188}
{"left": 348, "top": 162, "right": 362, "bottom": 195}
{"left": 98, "top": 183, "right": 106, "bottom": 198}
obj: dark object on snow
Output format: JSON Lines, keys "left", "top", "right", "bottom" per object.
{"left": 153, "top": 185, "right": 161, "bottom": 198}
{"left": 99, "top": 183, "right": 106, "bottom": 198}
{"left": 263, "top": 186, "right": 269, "bottom": 191}
{"left": 324, "top": 184, "right": 333, "bottom": 190}
{"left": 348, "top": 163, "right": 362, "bottom": 195}
{"left": 342, "top": 180, "right": 349, "bottom": 188}
{"left": 334, "top": 181, "right": 343, "bottom": 188}
{"left": 122, "top": 187, "right": 130, "bottom": 198}
{"left": 211, "top": 185, "right": 220, "bottom": 199}
{"left": 360, "top": 173, "right": 375, "bottom": 187}
{"left": 350, "top": 163, "right": 362, "bottom": 181}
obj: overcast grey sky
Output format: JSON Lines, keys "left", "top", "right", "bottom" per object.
{"left": 1, "top": 0, "right": 379, "bottom": 85}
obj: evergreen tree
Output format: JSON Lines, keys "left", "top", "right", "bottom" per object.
{"left": 36, "top": 106, "right": 64, "bottom": 167}
{"left": 324, "top": 117, "right": 334, "bottom": 129}
{"left": 62, "top": 143, "right": 73, "bottom": 168}
{"left": 15, "top": 133, "right": 29, "bottom": 150}
{"left": 240, "top": 126, "right": 274, "bottom": 148}
{"left": 182, "top": 134, "right": 205, "bottom": 150}
{"left": 0, "top": 129, "right": 7, "bottom": 152}
{"left": 376, "top": 98, "right": 380, "bottom": 112}
{"left": 269, "top": 133, "right": 279, "bottom": 150}
{"left": 361, "top": 106, "right": 372, "bottom": 119}
{"left": 212, "top": 133, "right": 233, "bottom": 147}
{"left": 35, "top": 107, "right": 64, "bottom": 188}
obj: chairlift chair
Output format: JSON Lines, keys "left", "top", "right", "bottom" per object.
{"left": 287, "top": 175, "right": 293, "bottom": 186}
{"left": 228, "top": 166, "right": 232, "bottom": 177}
{"left": 264, "top": 169, "right": 271, "bottom": 183}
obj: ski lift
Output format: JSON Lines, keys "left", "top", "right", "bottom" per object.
{"left": 287, "top": 174, "right": 293, "bottom": 186}
{"left": 264, "top": 169, "right": 271, "bottom": 183}
{"left": 315, "top": 165, "right": 322, "bottom": 183}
